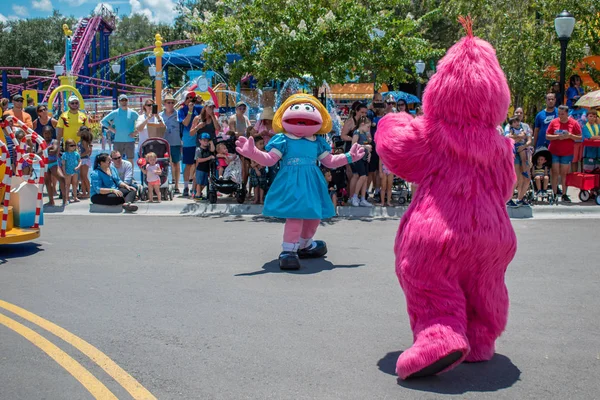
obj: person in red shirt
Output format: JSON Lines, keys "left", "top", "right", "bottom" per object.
{"left": 546, "top": 105, "right": 582, "bottom": 203}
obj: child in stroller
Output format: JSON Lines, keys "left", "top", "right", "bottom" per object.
{"left": 138, "top": 137, "right": 174, "bottom": 201}
{"left": 530, "top": 147, "right": 554, "bottom": 204}
{"left": 206, "top": 135, "right": 246, "bottom": 204}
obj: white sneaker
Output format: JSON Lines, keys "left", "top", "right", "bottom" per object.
{"left": 351, "top": 197, "right": 360, "bottom": 207}
{"left": 359, "top": 198, "right": 373, "bottom": 207}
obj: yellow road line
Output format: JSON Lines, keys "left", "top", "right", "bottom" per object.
{"left": 0, "top": 300, "right": 156, "bottom": 400}
{"left": 0, "top": 312, "right": 118, "bottom": 400}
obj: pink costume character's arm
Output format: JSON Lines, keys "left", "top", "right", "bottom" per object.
{"left": 320, "top": 143, "right": 365, "bottom": 169}
{"left": 235, "top": 136, "right": 280, "bottom": 167}
{"left": 375, "top": 112, "right": 431, "bottom": 184}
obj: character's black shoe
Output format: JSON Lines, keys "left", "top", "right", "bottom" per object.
{"left": 298, "top": 240, "right": 328, "bottom": 259}
{"left": 279, "top": 251, "right": 301, "bottom": 270}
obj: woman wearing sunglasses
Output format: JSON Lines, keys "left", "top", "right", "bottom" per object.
{"left": 33, "top": 105, "right": 58, "bottom": 140}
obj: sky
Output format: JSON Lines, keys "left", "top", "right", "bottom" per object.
{"left": 0, "top": 0, "right": 179, "bottom": 25}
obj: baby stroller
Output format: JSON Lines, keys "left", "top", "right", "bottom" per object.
{"left": 207, "top": 136, "right": 246, "bottom": 204}
{"left": 530, "top": 147, "right": 554, "bottom": 204}
{"left": 392, "top": 177, "right": 412, "bottom": 205}
{"left": 138, "top": 137, "right": 175, "bottom": 201}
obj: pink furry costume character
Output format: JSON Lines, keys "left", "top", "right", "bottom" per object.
{"left": 376, "top": 17, "right": 517, "bottom": 379}
{"left": 236, "top": 94, "right": 364, "bottom": 270}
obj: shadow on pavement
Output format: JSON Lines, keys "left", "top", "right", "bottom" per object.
{"left": 0, "top": 242, "right": 44, "bottom": 265}
{"left": 235, "top": 258, "right": 365, "bottom": 276}
{"left": 43, "top": 204, "right": 66, "bottom": 213}
{"left": 378, "top": 351, "right": 521, "bottom": 394}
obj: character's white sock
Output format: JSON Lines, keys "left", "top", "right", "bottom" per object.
{"left": 282, "top": 242, "right": 299, "bottom": 252}
{"left": 353, "top": 194, "right": 358, "bottom": 200}
{"left": 299, "top": 238, "right": 314, "bottom": 250}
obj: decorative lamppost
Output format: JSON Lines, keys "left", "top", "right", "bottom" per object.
{"left": 415, "top": 60, "right": 426, "bottom": 101}
{"left": 153, "top": 33, "right": 164, "bottom": 112}
{"left": 554, "top": 10, "right": 576, "bottom": 106}
{"left": 20, "top": 68, "right": 29, "bottom": 94}
{"left": 149, "top": 64, "right": 157, "bottom": 101}
{"left": 111, "top": 62, "right": 121, "bottom": 108}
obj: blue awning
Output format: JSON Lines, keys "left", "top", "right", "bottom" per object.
{"left": 144, "top": 44, "right": 241, "bottom": 68}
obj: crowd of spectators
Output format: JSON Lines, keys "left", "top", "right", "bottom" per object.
{"left": 1, "top": 74, "right": 598, "bottom": 212}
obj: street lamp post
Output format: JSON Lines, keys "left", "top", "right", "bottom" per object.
{"left": 20, "top": 68, "right": 29, "bottom": 94}
{"left": 555, "top": 10, "right": 576, "bottom": 106}
{"left": 111, "top": 62, "right": 121, "bottom": 108}
{"left": 415, "top": 60, "right": 425, "bottom": 101}
{"left": 149, "top": 64, "right": 157, "bottom": 101}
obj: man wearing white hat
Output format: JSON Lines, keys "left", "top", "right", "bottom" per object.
{"left": 101, "top": 94, "right": 139, "bottom": 162}
{"left": 57, "top": 94, "right": 90, "bottom": 144}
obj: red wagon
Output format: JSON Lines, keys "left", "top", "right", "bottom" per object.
{"left": 568, "top": 139, "right": 600, "bottom": 205}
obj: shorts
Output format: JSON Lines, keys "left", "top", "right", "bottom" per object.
{"left": 148, "top": 179, "right": 160, "bottom": 186}
{"left": 217, "top": 159, "right": 228, "bottom": 168}
{"left": 381, "top": 162, "right": 391, "bottom": 175}
{"left": 368, "top": 147, "right": 379, "bottom": 173}
{"left": 195, "top": 170, "right": 208, "bottom": 186}
{"left": 81, "top": 158, "right": 91, "bottom": 167}
{"left": 113, "top": 142, "right": 135, "bottom": 161}
{"left": 551, "top": 154, "right": 574, "bottom": 165}
{"left": 514, "top": 152, "right": 522, "bottom": 165}
{"left": 170, "top": 145, "right": 182, "bottom": 164}
{"left": 47, "top": 161, "right": 59, "bottom": 169}
{"left": 533, "top": 172, "right": 548, "bottom": 178}
{"left": 182, "top": 146, "right": 196, "bottom": 165}
{"left": 350, "top": 159, "right": 368, "bottom": 177}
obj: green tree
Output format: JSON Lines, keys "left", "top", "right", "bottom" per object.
{"left": 413, "top": 0, "right": 599, "bottom": 118}
{"left": 0, "top": 11, "right": 75, "bottom": 70}
{"left": 184, "top": 0, "right": 441, "bottom": 88}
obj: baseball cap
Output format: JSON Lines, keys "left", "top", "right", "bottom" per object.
{"left": 118, "top": 94, "right": 128, "bottom": 101}
{"left": 186, "top": 91, "right": 197, "bottom": 99}
{"left": 205, "top": 100, "right": 215, "bottom": 107}
{"left": 13, "top": 94, "right": 24, "bottom": 101}
{"left": 163, "top": 94, "right": 176, "bottom": 102}
{"left": 236, "top": 101, "right": 247, "bottom": 108}
{"left": 68, "top": 95, "right": 79, "bottom": 103}
{"left": 200, "top": 133, "right": 211, "bottom": 140}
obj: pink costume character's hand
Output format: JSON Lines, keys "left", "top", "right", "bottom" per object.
{"left": 320, "top": 143, "right": 365, "bottom": 169}
{"left": 376, "top": 112, "right": 430, "bottom": 184}
{"left": 235, "top": 136, "right": 281, "bottom": 167}
{"left": 349, "top": 143, "right": 365, "bottom": 162}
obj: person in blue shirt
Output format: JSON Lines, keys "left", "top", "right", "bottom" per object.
{"left": 178, "top": 91, "right": 202, "bottom": 196}
{"left": 533, "top": 93, "right": 558, "bottom": 149}
{"left": 566, "top": 74, "right": 584, "bottom": 108}
{"left": 90, "top": 153, "right": 138, "bottom": 212}
{"left": 100, "top": 94, "right": 139, "bottom": 163}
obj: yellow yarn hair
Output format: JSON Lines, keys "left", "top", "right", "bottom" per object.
{"left": 272, "top": 94, "right": 332, "bottom": 135}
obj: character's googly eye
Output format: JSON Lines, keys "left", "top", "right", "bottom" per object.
{"left": 291, "top": 105, "right": 301, "bottom": 111}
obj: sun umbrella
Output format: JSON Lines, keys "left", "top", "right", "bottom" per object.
{"left": 380, "top": 91, "right": 421, "bottom": 104}
{"left": 575, "top": 90, "right": 600, "bottom": 108}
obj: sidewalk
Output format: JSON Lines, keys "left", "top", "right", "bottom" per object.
{"left": 43, "top": 191, "right": 600, "bottom": 219}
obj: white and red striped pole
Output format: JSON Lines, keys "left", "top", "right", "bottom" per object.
{"left": 0, "top": 140, "right": 13, "bottom": 237}
{"left": 4, "top": 116, "right": 48, "bottom": 230}
{"left": 15, "top": 152, "right": 46, "bottom": 229}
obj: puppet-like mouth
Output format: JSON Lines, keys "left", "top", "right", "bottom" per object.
{"left": 283, "top": 118, "right": 320, "bottom": 126}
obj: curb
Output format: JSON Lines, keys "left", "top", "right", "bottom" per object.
{"left": 45, "top": 202, "right": 600, "bottom": 219}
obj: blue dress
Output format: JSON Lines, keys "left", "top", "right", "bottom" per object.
{"left": 264, "top": 133, "right": 335, "bottom": 219}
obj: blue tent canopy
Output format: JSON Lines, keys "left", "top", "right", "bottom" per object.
{"left": 144, "top": 44, "right": 241, "bottom": 68}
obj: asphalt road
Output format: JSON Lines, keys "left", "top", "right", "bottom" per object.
{"left": 0, "top": 216, "right": 599, "bottom": 400}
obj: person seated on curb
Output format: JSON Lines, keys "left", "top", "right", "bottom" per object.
{"left": 111, "top": 150, "right": 141, "bottom": 195}
{"left": 90, "top": 153, "right": 138, "bottom": 212}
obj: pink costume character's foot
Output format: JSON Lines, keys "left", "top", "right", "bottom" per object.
{"left": 396, "top": 324, "right": 469, "bottom": 380}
